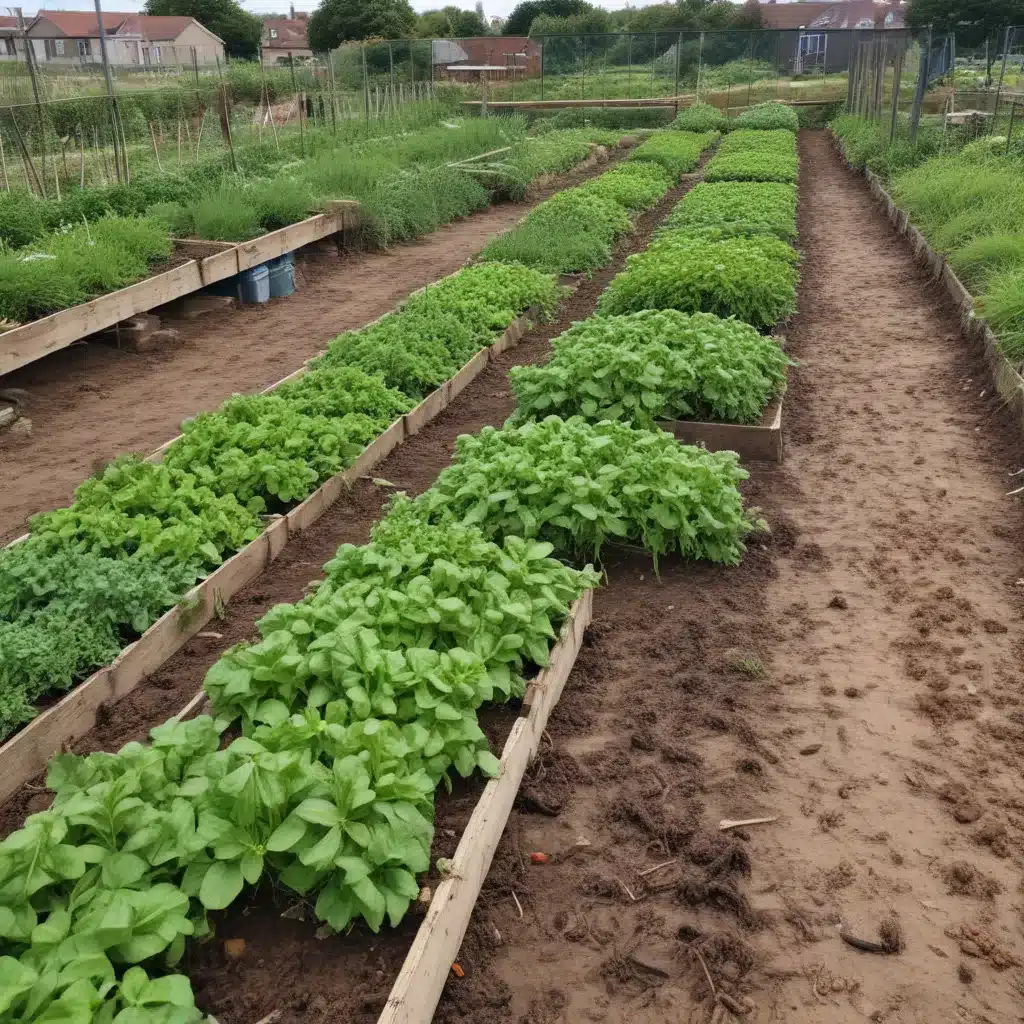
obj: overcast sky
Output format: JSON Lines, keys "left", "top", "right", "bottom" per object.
{"left": 17, "top": 0, "right": 722, "bottom": 19}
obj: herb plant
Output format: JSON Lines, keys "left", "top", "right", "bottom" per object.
{"left": 735, "top": 101, "right": 799, "bottom": 132}
{"left": 663, "top": 181, "right": 798, "bottom": 240}
{"left": 628, "top": 130, "right": 719, "bottom": 178}
{"left": 510, "top": 309, "right": 789, "bottom": 428}
{"left": 406, "top": 416, "right": 760, "bottom": 567}
{"left": 598, "top": 229, "right": 799, "bottom": 329}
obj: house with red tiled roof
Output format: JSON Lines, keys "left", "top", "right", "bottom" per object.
{"left": 26, "top": 9, "right": 224, "bottom": 66}
{"left": 261, "top": 10, "right": 312, "bottom": 65}
{"left": 759, "top": 1, "right": 907, "bottom": 75}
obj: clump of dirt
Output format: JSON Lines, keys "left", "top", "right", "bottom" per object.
{"left": 677, "top": 869, "right": 761, "bottom": 929}
{"left": 824, "top": 859, "right": 857, "bottom": 890}
{"left": 974, "top": 820, "right": 1012, "bottom": 858}
{"left": 943, "top": 860, "right": 1002, "bottom": 899}
{"left": 945, "top": 923, "right": 1023, "bottom": 970}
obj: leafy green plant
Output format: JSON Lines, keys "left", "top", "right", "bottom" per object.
{"left": 480, "top": 181, "right": 633, "bottom": 274}
{"left": 0, "top": 216, "right": 172, "bottom": 325}
{"left": 735, "top": 101, "right": 799, "bottom": 132}
{"left": 978, "top": 269, "right": 1024, "bottom": 364}
{"left": 717, "top": 129, "right": 798, "bottom": 155}
{"left": 573, "top": 161, "right": 674, "bottom": 211}
{"left": 704, "top": 150, "right": 799, "bottom": 183}
{"left": 598, "top": 229, "right": 799, "bottom": 329}
{"left": 672, "top": 102, "right": 729, "bottom": 133}
{"left": 406, "top": 416, "right": 761, "bottom": 567}
{"left": 628, "top": 130, "right": 719, "bottom": 178}
{"left": 663, "top": 181, "right": 798, "bottom": 240}
{"left": 510, "top": 309, "right": 789, "bottom": 428}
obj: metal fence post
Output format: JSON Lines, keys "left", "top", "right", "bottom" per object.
{"left": 93, "top": 0, "right": 122, "bottom": 184}
{"left": 540, "top": 38, "right": 544, "bottom": 100}
{"left": 362, "top": 43, "right": 370, "bottom": 120}
{"left": 993, "top": 26, "right": 1012, "bottom": 127}
{"left": 674, "top": 31, "right": 682, "bottom": 100}
{"left": 889, "top": 47, "right": 904, "bottom": 141}
{"left": 1006, "top": 100, "right": 1018, "bottom": 154}
{"left": 909, "top": 25, "right": 932, "bottom": 144}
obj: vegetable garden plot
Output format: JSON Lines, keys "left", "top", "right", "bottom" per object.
{"left": 0, "top": 159, "right": 761, "bottom": 1024}
{"left": 0, "top": 266, "right": 562, "bottom": 801}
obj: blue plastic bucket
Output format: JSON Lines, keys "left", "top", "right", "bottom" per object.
{"left": 239, "top": 264, "right": 270, "bottom": 305}
{"left": 268, "top": 254, "right": 295, "bottom": 299}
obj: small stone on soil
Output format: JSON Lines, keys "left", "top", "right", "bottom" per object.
{"left": 958, "top": 963, "right": 975, "bottom": 984}
{"left": 799, "top": 743, "right": 823, "bottom": 755}
{"left": 828, "top": 594, "right": 848, "bottom": 609}
{"left": 844, "top": 686, "right": 861, "bottom": 698}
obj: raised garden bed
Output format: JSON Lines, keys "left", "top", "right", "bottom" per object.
{"left": 0, "top": 205, "right": 361, "bottom": 378}
{"left": 0, "top": 300, "right": 542, "bottom": 804}
{"left": 658, "top": 394, "right": 784, "bottom": 463}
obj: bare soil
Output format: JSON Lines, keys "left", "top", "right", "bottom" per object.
{"left": 430, "top": 131, "right": 1024, "bottom": 1024}
{"left": 0, "top": 152, "right": 621, "bottom": 544}
{"left": 0, "top": 174, "right": 706, "bottom": 1022}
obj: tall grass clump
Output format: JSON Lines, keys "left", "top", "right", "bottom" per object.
{"left": 979, "top": 271, "right": 1024, "bottom": 364}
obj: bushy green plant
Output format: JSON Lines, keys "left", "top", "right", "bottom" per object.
{"left": 573, "top": 161, "right": 674, "bottom": 210}
{"left": 672, "top": 102, "right": 729, "bottom": 133}
{"left": 406, "top": 416, "right": 761, "bottom": 567}
{"left": 628, "top": 130, "right": 718, "bottom": 178}
{"left": 480, "top": 182, "right": 633, "bottom": 274}
{"left": 949, "top": 235, "right": 1024, "bottom": 291}
{"left": 510, "top": 309, "right": 789, "bottom": 428}
{"left": 735, "top": 101, "right": 799, "bottom": 132}
{"left": 663, "top": 181, "right": 798, "bottom": 239}
{"left": 598, "top": 229, "right": 799, "bottom": 329}
{"left": 0, "top": 190, "right": 48, "bottom": 249}
{"left": 978, "top": 269, "right": 1024, "bottom": 363}
{"left": 0, "top": 216, "right": 172, "bottom": 324}
{"left": 704, "top": 149, "right": 799, "bottom": 183}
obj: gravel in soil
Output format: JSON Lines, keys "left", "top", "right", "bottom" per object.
{"left": 0, "top": 170, "right": 707, "bottom": 1023}
{"left": 0, "top": 149, "right": 624, "bottom": 545}
{"left": 431, "top": 131, "right": 1024, "bottom": 1024}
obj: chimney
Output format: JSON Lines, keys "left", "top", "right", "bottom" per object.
{"left": 289, "top": 3, "right": 295, "bottom": 19}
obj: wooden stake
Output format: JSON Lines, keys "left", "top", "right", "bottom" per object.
{"left": 177, "top": 119, "right": 182, "bottom": 165}
{"left": 0, "top": 129, "right": 8, "bottom": 191}
{"left": 77, "top": 127, "right": 85, "bottom": 188}
{"left": 195, "top": 109, "right": 206, "bottom": 161}
{"left": 148, "top": 120, "right": 163, "bottom": 172}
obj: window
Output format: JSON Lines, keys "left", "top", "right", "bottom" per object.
{"left": 54, "top": 38, "right": 65, "bottom": 56}
{"left": 151, "top": 45, "right": 160, "bottom": 62}
{"left": 855, "top": 18, "right": 874, "bottom": 28}
{"left": 3, "top": 37, "right": 15, "bottom": 56}
{"left": 270, "top": 28, "right": 278, "bottom": 39}
{"left": 76, "top": 38, "right": 91, "bottom": 57}
{"left": 799, "top": 33, "right": 825, "bottom": 57}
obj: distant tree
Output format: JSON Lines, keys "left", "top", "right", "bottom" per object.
{"left": 732, "top": 0, "right": 763, "bottom": 29}
{"left": 530, "top": 8, "right": 611, "bottom": 36}
{"left": 307, "top": 0, "right": 416, "bottom": 49}
{"left": 415, "top": 7, "right": 486, "bottom": 37}
{"left": 144, "top": 0, "right": 263, "bottom": 58}
{"left": 503, "top": 0, "right": 591, "bottom": 35}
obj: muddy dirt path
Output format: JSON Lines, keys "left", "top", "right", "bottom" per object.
{"left": 0, "top": 153, "right": 622, "bottom": 545}
{"left": 437, "top": 131, "right": 1024, "bottom": 1024}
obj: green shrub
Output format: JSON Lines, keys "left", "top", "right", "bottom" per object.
{"left": 672, "top": 102, "right": 729, "bottom": 133}
{"left": 959, "top": 135, "right": 1009, "bottom": 161}
{"left": 735, "top": 101, "right": 799, "bottom": 132}
{"left": 628, "top": 130, "right": 718, "bottom": 177}
{"left": 182, "top": 186, "right": 261, "bottom": 241}
{"left": 663, "top": 181, "right": 798, "bottom": 239}
{"left": 0, "top": 189, "right": 49, "bottom": 248}
{"left": 598, "top": 229, "right": 799, "bottom": 329}
{"left": 407, "top": 415, "right": 760, "bottom": 566}
{"left": 510, "top": 309, "right": 789, "bottom": 427}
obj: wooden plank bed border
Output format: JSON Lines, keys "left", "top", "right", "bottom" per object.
{"left": 378, "top": 588, "right": 593, "bottom": 1024}
{"left": 828, "top": 129, "right": 1024, "bottom": 434}
{"left": 0, "top": 307, "right": 536, "bottom": 803}
{"left": 0, "top": 205, "right": 360, "bottom": 379}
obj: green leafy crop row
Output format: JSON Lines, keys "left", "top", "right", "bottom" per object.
{"left": 480, "top": 154, "right": 691, "bottom": 275}
{"left": 0, "top": 505, "right": 599, "bottom": 1022}
{"left": 703, "top": 129, "right": 799, "bottom": 184}
{"left": 0, "top": 261, "right": 558, "bottom": 741}
{"left": 672, "top": 102, "right": 730, "bottom": 134}
{"left": 663, "top": 181, "right": 798, "bottom": 240}
{"left": 510, "top": 309, "right": 789, "bottom": 429}
{"left": 627, "top": 130, "right": 720, "bottom": 178}
{"left": 735, "top": 102, "right": 799, "bottom": 132}
{"left": 404, "top": 416, "right": 760, "bottom": 568}
{"left": 598, "top": 226, "right": 799, "bottom": 329}
{"left": 0, "top": 217, "right": 172, "bottom": 326}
